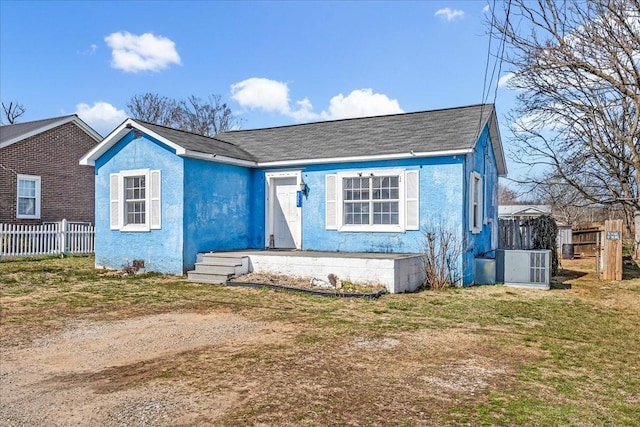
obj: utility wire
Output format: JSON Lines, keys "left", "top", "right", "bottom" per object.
{"left": 477, "top": 0, "right": 512, "bottom": 140}
{"left": 477, "top": 0, "right": 499, "bottom": 140}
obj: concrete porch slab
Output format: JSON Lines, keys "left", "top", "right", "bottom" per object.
{"left": 201, "top": 250, "right": 425, "bottom": 294}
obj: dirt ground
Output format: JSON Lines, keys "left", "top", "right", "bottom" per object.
{"left": 0, "top": 311, "right": 292, "bottom": 426}
{"left": 1, "top": 256, "right": 638, "bottom": 426}
{"left": 0, "top": 309, "right": 518, "bottom": 426}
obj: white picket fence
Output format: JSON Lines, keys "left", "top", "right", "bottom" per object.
{"left": 0, "top": 219, "right": 94, "bottom": 258}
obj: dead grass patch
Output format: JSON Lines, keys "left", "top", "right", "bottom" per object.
{"left": 1, "top": 255, "right": 639, "bottom": 426}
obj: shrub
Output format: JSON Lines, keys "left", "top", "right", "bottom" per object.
{"left": 422, "top": 223, "right": 462, "bottom": 290}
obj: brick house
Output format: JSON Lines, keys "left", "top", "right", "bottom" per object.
{"left": 0, "top": 115, "right": 102, "bottom": 224}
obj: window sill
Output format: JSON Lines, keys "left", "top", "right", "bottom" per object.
{"left": 120, "top": 225, "right": 151, "bottom": 233}
{"left": 338, "top": 225, "right": 405, "bottom": 233}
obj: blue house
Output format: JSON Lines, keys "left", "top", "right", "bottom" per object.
{"left": 80, "top": 104, "right": 506, "bottom": 292}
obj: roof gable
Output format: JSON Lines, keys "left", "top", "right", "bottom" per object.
{"left": 80, "top": 119, "right": 256, "bottom": 167}
{"left": 498, "top": 205, "right": 552, "bottom": 217}
{"left": 0, "top": 115, "right": 102, "bottom": 149}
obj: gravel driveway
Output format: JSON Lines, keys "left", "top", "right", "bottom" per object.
{"left": 0, "top": 312, "right": 278, "bottom": 426}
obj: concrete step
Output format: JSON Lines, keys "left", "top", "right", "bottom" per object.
{"left": 188, "top": 254, "right": 251, "bottom": 285}
{"left": 187, "top": 271, "right": 231, "bottom": 284}
{"left": 193, "top": 263, "right": 237, "bottom": 275}
{"left": 199, "top": 253, "right": 247, "bottom": 266}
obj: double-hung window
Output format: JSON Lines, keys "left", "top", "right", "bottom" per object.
{"left": 124, "top": 176, "right": 146, "bottom": 225}
{"left": 326, "top": 169, "right": 419, "bottom": 232}
{"left": 110, "top": 169, "right": 161, "bottom": 232}
{"left": 343, "top": 176, "right": 400, "bottom": 226}
{"left": 16, "top": 174, "right": 41, "bottom": 219}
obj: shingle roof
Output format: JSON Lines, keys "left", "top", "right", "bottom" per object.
{"left": 82, "top": 103, "right": 506, "bottom": 175}
{"left": 132, "top": 120, "right": 257, "bottom": 161}
{"left": 0, "top": 115, "right": 102, "bottom": 149}
{"left": 214, "top": 104, "right": 495, "bottom": 163}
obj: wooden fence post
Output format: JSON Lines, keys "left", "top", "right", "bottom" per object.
{"left": 602, "top": 219, "right": 623, "bottom": 281}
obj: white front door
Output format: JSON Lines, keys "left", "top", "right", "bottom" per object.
{"left": 272, "top": 177, "right": 300, "bottom": 249}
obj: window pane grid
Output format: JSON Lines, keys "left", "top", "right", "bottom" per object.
{"left": 18, "top": 198, "right": 35, "bottom": 216}
{"left": 17, "top": 178, "right": 37, "bottom": 216}
{"left": 343, "top": 177, "right": 369, "bottom": 201}
{"left": 124, "top": 176, "right": 146, "bottom": 225}
{"left": 18, "top": 180, "right": 36, "bottom": 197}
{"left": 343, "top": 175, "right": 399, "bottom": 226}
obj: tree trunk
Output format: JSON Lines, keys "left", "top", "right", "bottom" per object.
{"left": 635, "top": 209, "right": 640, "bottom": 260}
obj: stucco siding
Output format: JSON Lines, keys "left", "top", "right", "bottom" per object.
{"left": 294, "top": 157, "right": 464, "bottom": 255}
{"left": 182, "top": 158, "right": 254, "bottom": 271}
{"left": 94, "top": 134, "right": 184, "bottom": 274}
{"left": 463, "top": 124, "right": 500, "bottom": 285}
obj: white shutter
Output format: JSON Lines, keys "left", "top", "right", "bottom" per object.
{"left": 405, "top": 170, "right": 419, "bottom": 230}
{"left": 109, "top": 173, "right": 121, "bottom": 230}
{"left": 150, "top": 170, "right": 161, "bottom": 229}
{"left": 478, "top": 176, "right": 484, "bottom": 228}
{"left": 470, "top": 172, "right": 483, "bottom": 234}
{"left": 325, "top": 174, "right": 338, "bottom": 230}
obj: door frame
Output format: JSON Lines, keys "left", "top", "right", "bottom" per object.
{"left": 265, "top": 170, "right": 303, "bottom": 249}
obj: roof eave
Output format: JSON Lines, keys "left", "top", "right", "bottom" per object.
{"left": 80, "top": 119, "right": 187, "bottom": 166}
{"left": 256, "top": 148, "right": 473, "bottom": 167}
{"left": 488, "top": 108, "right": 508, "bottom": 177}
{"left": 2, "top": 115, "right": 102, "bottom": 149}
{"left": 181, "top": 150, "right": 258, "bottom": 167}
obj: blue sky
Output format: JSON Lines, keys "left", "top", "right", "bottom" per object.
{"left": 1, "top": 0, "right": 518, "bottom": 172}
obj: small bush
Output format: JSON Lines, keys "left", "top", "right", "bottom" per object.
{"left": 422, "top": 223, "right": 462, "bottom": 290}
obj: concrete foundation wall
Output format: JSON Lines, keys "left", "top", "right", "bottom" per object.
{"left": 245, "top": 252, "right": 424, "bottom": 293}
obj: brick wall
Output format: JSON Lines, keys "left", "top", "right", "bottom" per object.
{"left": 0, "top": 122, "right": 98, "bottom": 224}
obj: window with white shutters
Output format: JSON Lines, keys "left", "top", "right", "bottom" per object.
{"left": 325, "top": 169, "right": 418, "bottom": 232}
{"left": 109, "top": 169, "right": 161, "bottom": 232}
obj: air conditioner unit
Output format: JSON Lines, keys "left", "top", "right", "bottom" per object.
{"left": 496, "top": 249, "right": 551, "bottom": 289}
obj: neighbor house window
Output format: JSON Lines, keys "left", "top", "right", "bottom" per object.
{"left": 470, "top": 171, "right": 483, "bottom": 234}
{"left": 16, "top": 174, "right": 41, "bottom": 219}
{"left": 110, "top": 169, "right": 161, "bottom": 232}
{"left": 325, "top": 169, "right": 419, "bottom": 232}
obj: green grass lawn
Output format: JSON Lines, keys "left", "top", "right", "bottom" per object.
{"left": 1, "top": 255, "right": 639, "bottom": 426}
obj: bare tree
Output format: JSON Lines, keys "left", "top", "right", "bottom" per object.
{"left": 490, "top": 0, "right": 640, "bottom": 257}
{"left": 1, "top": 101, "right": 26, "bottom": 124}
{"left": 126, "top": 92, "right": 239, "bottom": 136}
{"left": 175, "top": 95, "right": 235, "bottom": 137}
{"left": 126, "top": 93, "right": 179, "bottom": 126}
{"left": 533, "top": 174, "right": 597, "bottom": 225}
{"left": 498, "top": 182, "right": 519, "bottom": 205}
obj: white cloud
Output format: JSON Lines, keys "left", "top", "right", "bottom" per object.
{"left": 74, "top": 101, "right": 127, "bottom": 136}
{"left": 482, "top": 4, "right": 490, "bottom": 13}
{"left": 230, "top": 77, "right": 319, "bottom": 121}
{"left": 230, "top": 77, "right": 291, "bottom": 113}
{"left": 498, "top": 72, "right": 515, "bottom": 88}
{"left": 104, "top": 31, "right": 181, "bottom": 73}
{"left": 321, "top": 89, "right": 403, "bottom": 120}
{"left": 435, "top": 8, "right": 464, "bottom": 21}
{"left": 230, "top": 78, "right": 403, "bottom": 123}
{"left": 78, "top": 44, "right": 97, "bottom": 55}
{"left": 290, "top": 97, "right": 318, "bottom": 121}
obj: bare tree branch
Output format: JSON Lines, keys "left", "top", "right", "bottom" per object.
{"left": 1, "top": 101, "right": 26, "bottom": 124}
{"left": 491, "top": 0, "right": 640, "bottom": 257}
{"left": 126, "top": 92, "right": 240, "bottom": 136}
